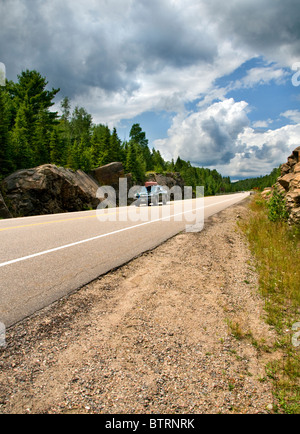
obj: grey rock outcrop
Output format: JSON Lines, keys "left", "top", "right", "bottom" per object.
{"left": 1, "top": 164, "right": 100, "bottom": 217}
{"left": 91, "top": 162, "right": 133, "bottom": 204}
{"left": 91, "top": 162, "right": 126, "bottom": 190}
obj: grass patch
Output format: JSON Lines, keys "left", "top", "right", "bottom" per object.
{"left": 239, "top": 195, "right": 300, "bottom": 414}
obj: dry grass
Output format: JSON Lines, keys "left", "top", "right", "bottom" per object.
{"left": 239, "top": 195, "right": 300, "bottom": 414}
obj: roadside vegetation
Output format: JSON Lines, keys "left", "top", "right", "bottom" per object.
{"left": 239, "top": 194, "right": 300, "bottom": 414}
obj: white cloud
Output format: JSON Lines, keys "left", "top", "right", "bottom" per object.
{"left": 221, "top": 123, "right": 299, "bottom": 177}
{"left": 234, "top": 65, "right": 289, "bottom": 89}
{"left": 202, "top": 0, "right": 300, "bottom": 66}
{"left": 154, "top": 98, "right": 250, "bottom": 165}
{"left": 252, "top": 120, "right": 270, "bottom": 128}
{"left": 155, "top": 98, "right": 300, "bottom": 177}
{"left": 281, "top": 110, "right": 300, "bottom": 124}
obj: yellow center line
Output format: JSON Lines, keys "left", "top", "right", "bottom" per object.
{"left": 0, "top": 208, "right": 133, "bottom": 232}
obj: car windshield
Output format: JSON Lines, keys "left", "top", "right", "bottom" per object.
{"left": 139, "top": 186, "right": 154, "bottom": 192}
{"left": 138, "top": 185, "right": 164, "bottom": 194}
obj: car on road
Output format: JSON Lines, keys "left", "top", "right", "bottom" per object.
{"left": 135, "top": 182, "right": 168, "bottom": 206}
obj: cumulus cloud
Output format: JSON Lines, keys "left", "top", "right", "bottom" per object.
{"left": 233, "top": 65, "right": 289, "bottom": 89}
{"left": 221, "top": 123, "right": 299, "bottom": 178}
{"left": 281, "top": 110, "right": 300, "bottom": 124}
{"left": 0, "top": 0, "right": 219, "bottom": 97}
{"left": 155, "top": 98, "right": 299, "bottom": 178}
{"left": 154, "top": 98, "right": 250, "bottom": 165}
{"left": 202, "top": 0, "right": 300, "bottom": 66}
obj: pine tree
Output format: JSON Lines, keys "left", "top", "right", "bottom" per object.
{"left": 0, "top": 87, "right": 14, "bottom": 177}
{"left": 10, "top": 70, "right": 59, "bottom": 122}
{"left": 126, "top": 141, "right": 144, "bottom": 183}
{"left": 91, "top": 124, "right": 111, "bottom": 167}
{"left": 34, "top": 109, "right": 51, "bottom": 165}
{"left": 126, "top": 141, "right": 137, "bottom": 177}
{"left": 152, "top": 149, "right": 166, "bottom": 172}
{"left": 58, "top": 96, "right": 72, "bottom": 165}
{"left": 67, "top": 140, "right": 80, "bottom": 170}
{"left": 7, "top": 70, "right": 60, "bottom": 171}
{"left": 11, "top": 96, "right": 34, "bottom": 170}
{"left": 109, "top": 127, "right": 121, "bottom": 162}
{"left": 129, "top": 123, "right": 152, "bottom": 170}
{"left": 70, "top": 106, "right": 92, "bottom": 146}
{"left": 78, "top": 138, "right": 93, "bottom": 173}
{"left": 49, "top": 129, "right": 62, "bottom": 166}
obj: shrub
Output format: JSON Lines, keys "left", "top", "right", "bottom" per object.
{"left": 267, "top": 188, "right": 289, "bottom": 222}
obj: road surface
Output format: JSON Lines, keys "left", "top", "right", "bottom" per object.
{"left": 0, "top": 193, "right": 249, "bottom": 327}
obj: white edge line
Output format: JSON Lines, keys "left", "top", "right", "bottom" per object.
{"left": 0, "top": 195, "right": 246, "bottom": 268}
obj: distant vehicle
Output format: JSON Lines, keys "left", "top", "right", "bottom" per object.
{"left": 135, "top": 182, "right": 168, "bottom": 206}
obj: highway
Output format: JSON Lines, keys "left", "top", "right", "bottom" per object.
{"left": 0, "top": 193, "right": 249, "bottom": 327}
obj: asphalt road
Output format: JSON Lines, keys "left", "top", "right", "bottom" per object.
{"left": 0, "top": 193, "right": 249, "bottom": 327}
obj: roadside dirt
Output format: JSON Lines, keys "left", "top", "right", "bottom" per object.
{"left": 0, "top": 199, "right": 278, "bottom": 414}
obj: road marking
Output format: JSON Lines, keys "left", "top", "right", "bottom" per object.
{"left": 0, "top": 204, "right": 171, "bottom": 232}
{"left": 0, "top": 195, "right": 246, "bottom": 268}
{"left": 0, "top": 214, "right": 97, "bottom": 232}
{"left": 0, "top": 208, "right": 129, "bottom": 232}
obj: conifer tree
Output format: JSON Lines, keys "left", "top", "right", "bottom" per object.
{"left": 0, "top": 87, "right": 14, "bottom": 177}
{"left": 34, "top": 109, "right": 51, "bottom": 165}
{"left": 126, "top": 141, "right": 144, "bottom": 183}
{"left": 129, "top": 123, "right": 152, "bottom": 170}
{"left": 109, "top": 127, "right": 121, "bottom": 162}
{"left": 91, "top": 124, "right": 111, "bottom": 167}
{"left": 49, "top": 128, "right": 62, "bottom": 166}
{"left": 11, "top": 96, "right": 34, "bottom": 169}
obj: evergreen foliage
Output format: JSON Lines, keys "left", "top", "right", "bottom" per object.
{"left": 230, "top": 167, "right": 281, "bottom": 192}
{"left": 267, "top": 186, "right": 289, "bottom": 222}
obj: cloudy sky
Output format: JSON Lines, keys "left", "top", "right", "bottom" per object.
{"left": 1, "top": 0, "right": 300, "bottom": 179}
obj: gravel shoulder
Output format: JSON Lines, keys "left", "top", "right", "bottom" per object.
{"left": 0, "top": 199, "right": 278, "bottom": 414}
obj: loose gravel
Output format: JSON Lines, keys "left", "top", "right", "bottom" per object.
{"left": 0, "top": 200, "right": 278, "bottom": 414}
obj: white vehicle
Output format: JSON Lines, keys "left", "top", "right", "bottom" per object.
{"left": 135, "top": 182, "right": 168, "bottom": 206}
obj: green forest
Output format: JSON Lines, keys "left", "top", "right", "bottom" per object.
{"left": 229, "top": 167, "right": 281, "bottom": 192}
{"left": 0, "top": 69, "right": 280, "bottom": 195}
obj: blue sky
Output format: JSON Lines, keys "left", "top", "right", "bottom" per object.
{"left": 1, "top": 0, "right": 300, "bottom": 179}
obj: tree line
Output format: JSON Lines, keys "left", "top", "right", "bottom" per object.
{"left": 230, "top": 167, "right": 281, "bottom": 192}
{"left": 0, "top": 69, "right": 278, "bottom": 194}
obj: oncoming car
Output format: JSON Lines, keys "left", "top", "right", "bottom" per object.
{"left": 135, "top": 182, "right": 168, "bottom": 206}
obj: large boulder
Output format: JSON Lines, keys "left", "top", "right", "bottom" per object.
{"left": 276, "top": 146, "right": 300, "bottom": 225}
{"left": 1, "top": 164, "right": 101, "bottom": 217}
{"left": 91, "top": 162, "right": 132, "bottom": 190}
{"left": 91, "top": 162, "right": 133, "bottom": 204}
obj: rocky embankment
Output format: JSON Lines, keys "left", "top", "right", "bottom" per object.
{"left": 276, "top": 146, "right": 300, "bottom": 225}
{"left": 0, "top": 165, "right": 101, "bottom": 218}
{"left": 0, "top": 163, "right": 185, "bottom": 218}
